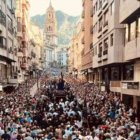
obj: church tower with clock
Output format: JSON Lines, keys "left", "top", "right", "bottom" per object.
{"left": 43, "top": 0, "right": 58, "bottom": 69}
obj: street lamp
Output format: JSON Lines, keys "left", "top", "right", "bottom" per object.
{"left": 24, "top": 72, "right": 28, "bottom": 94}
{"left": 35, "top": 69, "right": 39, "bottom": 90}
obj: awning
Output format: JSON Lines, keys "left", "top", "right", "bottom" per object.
{"left": 0, "top": 55, "right": 16, "bottom": 63}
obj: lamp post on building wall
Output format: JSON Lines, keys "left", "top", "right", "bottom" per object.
{"left": 35, "top": 68, "right": 39, "bottom": 90}
{"left": 24, "top": 72, "right": 28, "bottom": 94}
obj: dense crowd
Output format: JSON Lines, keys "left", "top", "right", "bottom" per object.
{"left": 0, "top": 75, "right": 140, "bottom": 140}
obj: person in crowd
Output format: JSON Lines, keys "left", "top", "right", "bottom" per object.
{"left": 0, "top": 74, "right": 140, "bottom": 140}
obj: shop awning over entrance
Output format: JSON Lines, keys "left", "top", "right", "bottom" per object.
{"left": 0, "top": 55, "right": 16, "bottom": 63}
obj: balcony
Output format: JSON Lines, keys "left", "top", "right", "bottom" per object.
{"left": 17, "top": 49, "right": 23, "bottom": 57}
{"left": 8, "top": 77, "right": 23, "bottom": 84}
{"left": 121, "top": 81, "right": 140, "bottom": 96}
{"left": 124, "top": 37, "right": 140, "bottom": 61}
{"left": 8, "top": 75, "right": 18, "bottom": 84}
{"left": 119, "top": 0, "right": 140, "bottom": 23}
{"left": 0, "top": 9, "right": 6, "bottom": 27}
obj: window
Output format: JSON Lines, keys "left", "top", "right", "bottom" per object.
{"left": 0, "top": 9, "right": 6, "bottom": 27}
{"left": 125, "top": 24, "right": 129, "bottom": 42}
{"left": 0, "top": 36, "right": 7, "bottom": 48}
{"left": 130, "top": 21, "right": 136, "bottom": 40}
{"left": 94, "top": 46, "right": 97, "bottom": 55}
{"left": 17, "top": 17, "right": 21, "bottom": 32}
{"left": 8, "top": 37, "right": 13, "bottom": 47}
{"left": 110, "top": 1, "right": 114, "bottom": 15}
{"left": 104, "top": 10, "right": 108, "bottom": 26}
{"left": 98, "top": 17, "right": 102, "bottom": 32}
{"left": 110, "top": 34, "right": 113, "bottom": 46}
{"left": 138, "top": 17, "right": 140, "bottom": 37}
{"left": 93, "top": 6, "right": 95, "bottom": 15}
{"left": 98, "top": 43, "right": 102, "bottom": 55}
{"left": 8, "top": 37, "right": 13, "bottom": 53}
{"left": 99, "top": 0, "right": 102, "bottom": 10}
{"left": 48, "top": 26, "right": 52, "bottom": 32}
{"left": 7, "top": 16, "right": 13, "bottom": 32}
{"left": 103, "top": 38, "right": 108, "bottom": 55}
{"left": 123, "top": 64, "right": 134, "bottom": 80}
{"left": 95, "top": 23, "right": 98, "bottom": 31}
{"left": 104, "top": 38, "right": 108, "bottom": 50}
{"left": 7, "top": 0, "right": 12, "bottom": 9}
{"left": 111, "top": 67, "right": 120, "bottom": 81}
{"left": 16, "top": 0, "right": 20, "bottom": 10}
{"left": 95, "top": 2, "right": 98, "bottom": 12}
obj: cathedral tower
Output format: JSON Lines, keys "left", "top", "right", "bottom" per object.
{"left": 44, "top": 0, "right": 57, "bottom": 69}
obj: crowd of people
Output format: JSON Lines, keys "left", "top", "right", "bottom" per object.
{"left": 0, "top": 74, "right": 140, "bottom": 140}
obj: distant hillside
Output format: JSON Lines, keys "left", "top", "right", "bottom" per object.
{"left": 31, "top": 10, "right": 79, "bottom": 45}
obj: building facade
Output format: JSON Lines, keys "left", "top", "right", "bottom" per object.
{"left": 81, "top": 0, "right": 94, "bottom": 81}
{"left": 91, "top": 0, "right": 140, "bottom": 113}
{"left": 68, "top": 21, "right": 84, "bottom": 79}
{"left": 43, "top": 1, "right": 58, "bottom": 69}
{"left": 29, "top": 23, "right": 43, "bottom": 72}
{"left": 0, "top": 0, "right": 18, "bottom": 89}
{"left": 16, "top": 0, "right": 30, "bottom": 82}
{"left": 117, "top": 0, "right": 140, "bottom": 113}
{"left": 56, "top": 45, "right": 68, "bottom": 68}
{"left": 92, "top": 0, "right": 125, "bottom": 91}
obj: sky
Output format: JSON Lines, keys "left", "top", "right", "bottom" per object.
{"left": 29, "top": 0, "right": 82, "bottom": 17}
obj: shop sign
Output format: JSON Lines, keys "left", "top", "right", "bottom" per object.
{"left": 122, "top": 82, "right": 139, "bottom": 90}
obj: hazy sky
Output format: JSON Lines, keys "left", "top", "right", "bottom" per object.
{"left": 29, "top": 0, "right": 82, "bottom": 17}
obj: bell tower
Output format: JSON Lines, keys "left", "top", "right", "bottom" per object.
{"left": 44, "top": 0, "right": 58, "bottom": 69}
{"left": 45, "top": 0, "right": 56, "bottom": 34}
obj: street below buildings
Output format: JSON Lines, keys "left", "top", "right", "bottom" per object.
{"left": 0, "top": 74, "right": 140, "bottom": 140}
